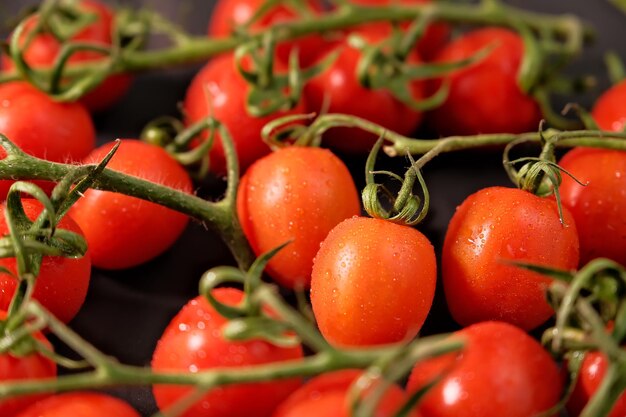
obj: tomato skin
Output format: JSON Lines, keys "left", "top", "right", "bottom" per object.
{"left": 1, "top": 1, "right": 132, "bottom": 112}
{"left": 348, "top": 0, "right": 449, "bottom": 61}
{"left": 69, "top": 140, "right": 192, "bottom": 270}
{"left": 208, "top": 0, "right": 330, "bottom": 67}
{"left": 152, "top": 288, "right": 304, "bottom": 417}
{"left": 14, "top": 392, "right": 140, "bottom": 417}
{"left": 311, "top": 217, "right": 436, "bottom": 347}
{"left": 273, "top": 369, "right": 418, "bottom": 417}
{"left": 183, "top": 54, "right": 307, "bottom": 174}
{"left": 0, "top": 82, "right": 95, "bottom": 200}
{"left": 0, "top": 316, "right": 57, "bottom": 417}
{"left": 408, "top": 321, "right": 562, "bottom": 417}
{"left": 237, "top": 147, "right": 360, "bottom": 289}
{"left": 592, "top": 80, "right": 626, "bottom": 132}
{"left": 558, "top": 148, "right": 626, "bottom": 266}
{"left": 442, "top": 186, "right": 579, "bottom": 330}
{"left": 567, "top": 351, "right": 626, "bottom": 417}
{"left": 429, "top": 28, "right": 541, "bottom": 136}
{"left": 305, "top": 26, "right": 424, "bottom": 153}
{"left": 0, "top": 200, "right": 91, "bottom": 324}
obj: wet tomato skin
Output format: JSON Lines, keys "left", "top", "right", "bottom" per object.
{"left": 0, "top": 315, "right": 57, "bottom": 417}
{"left": 183, "top": 54, "right": 307, "bottom": 174}
{"left": 559, "top": 147, "right": 626, "bottom": 266}
{"left": 0, "top": 82, "right": 95, "bottom": 200}
{"left": 69, "top": 140, "right": 193, "bottom": 270}
{"left": 237, "top": 146, "right": 361, "bottom": 289}
{"left": 273, "top": 369, "right": 418, "bottom": 417}
{"left": 567, "top": 351, "right": 626, "bottom": 417}
{"left": 429, "top": 28, "right": 542, "bottom": 136}
{"left": 14, "top": 392, "right": 141, "bottom": 417}
{"left": 311, "top": 216, "right": 436, "bottom": 347}
{"left": 152, "top": 288, "right": 304, "bottom": 417}
{"left": 0, "top": 200, "right": 91, "bottom": 324}
{"left": 408, "top": 321, "right": 562, "bottom": 417}
{"left": 591, "top": 79, "right": 626, "bottom": 132}
{"left": 442, "top": 186, "right": 579, "bottom": 331}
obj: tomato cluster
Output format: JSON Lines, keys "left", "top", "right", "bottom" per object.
{"left": 0, "top": 0, "right": 625, "bottom": 417}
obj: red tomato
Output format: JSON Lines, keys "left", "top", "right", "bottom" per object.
{"left": 14, "top": 392, "right": 140, "bottom": 417}
{"left": 183, "top": 54, "right": 307, "bottom": 174}
{"left": 0, "top": 82, "right": 95, "bottom": 200}
{"left": 69, "top": 140, "right": 192, "bottom": 270}
{"left": 208, "top": 0, "right": 330, "bottom": 67}
{"left": 311, "top": 217, "right": 436, "bottom": 347}
{"left": 305, "top": 26, "right": 425, "bottom": 153}
{"left": 273, "top": 369, "right": 418, "bottom": 417}
{"left": 428, "top": 28, "right": 541, "bottom": 136}
{"left": 348, "top": 0, "right": 449, "bottom": 61}
{"left": 592, "top": 79, "right": 626, "bottom": 132}
{"left": 152, "top": 288, "right": 304, "bottom": 417}
{"left": 0, "top": 312, "right": 57, "bottom": 417}
{"left": 0, "top": 199, "right": 91, "bottom": 324}
{"left": 559, "top": 148, "right": 626, "bottom": 266}
{"left": 408, "top": 321, "right": 562, "bottom": 417}
{"left": 442, "top": 186, "right": 579, "bottom": 330}
{"left": 1, "top": 0, "right": 132, "bottom": 112}
{"left": 567, "top": 351, "right": 626, "bottom": 417}
{"left": 237, "top": 147, "right": 360, "bottom": 289}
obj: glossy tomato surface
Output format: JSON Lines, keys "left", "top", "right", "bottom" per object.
{"left": 592, "top": 79, "right": 626, "bottom": 132}
{"left": 273, "top": 369, "right": 417, "bottom": 417}
{"left": 183, "top": 54, "right": 307, "bottom": 174}
{"left": 0, "top": 319, "right": 57, "bottom": 417}
{"left": 14, "top": 392, "right": 141, "bottom": 417}
{"left": 559, "top": 147, "right": 626, "bottom": 266}
{"left": 0, "top": 199, "right": 91, "bottom": 324}
{"left": 1, "top": 0, "right": 132, "bottom": 112}
{"left": 567, "top": 351, "right": 626, "bottom": 417}
{"left": 429, "top": 28, "right": 542, "bottom": 136}
{"left": 69, "top": 140, "right": 192, "bottom": 270}
{"left": 152, "top": 288, "right": 304, "bottom": 417}
{"left": 442, "top": 186, "right": 579, "bottom": 330}
{"left": 0, "top": 82, "right": 95, "bottom": 199}
{"left": 408, "top": 321, "right": 562, "bottom": 417}
{"left": 305, "top": 25, "right": 425, "bottom": 153}
{"left": 311, "top": 216, "right": 436, "bottom": 347}
{"left": 237, "top": 146, "right": 360, "bottom": 288}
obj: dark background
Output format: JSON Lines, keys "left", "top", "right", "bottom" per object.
{"left": 1, "top": 0, "right": 626, "bottom": 415}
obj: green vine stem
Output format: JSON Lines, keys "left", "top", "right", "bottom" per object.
{"left": 0, "top": 0, "right": 592, "bottom": 96}
{"left": 0, "top": 126, "right": 254, "bottom": 270}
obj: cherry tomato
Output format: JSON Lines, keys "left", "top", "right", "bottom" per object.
{"left": 0, "top": 199, "right": 91, "bottom": 324}
{"left": 273, "top": 369, "right": 417, "bottom": 417}
{"left": 408, "top": 321, "right": 562, "bottom": 417}
{"left": 429, "top": 28, "right": 542, "bottom": 136}
{"left": 567, "top": 351, "right": 626, "bottom": 417}
{"left": 2, "top": 1, "right": 132, "bottom": 112}
{"left": 305, "top": 26, "right": 425, "bottom": 153}
{"left": 0, "top": 82, "right": 95, "bottom": 200}
{"left": 591, "top": 79, "right": 626, "bottom": 132}
{"left": 152, "top": 288, "right": 304, "bottom": 417}
{"left": 558, "top": 148, "right": 626, "bottom": 266}
{"left": 442, "top": 186, "right": 579, "bottom": 330}
{"left": 311, "top": 216, "right": 436, "bottom": 347}
{"left": 208, "top": 0, "right": 330, "bottom": 67}
{"left": 348, "top": 0, "right": 449, "bottom": 61}
{"left": 183, "top": 54, "right": 307, "bottom": 174}
{"left": 69, "top": 140, "right": 192, "bottom": 270}
{"left": 14, "top": 392, "right": 140, "bottom": 417}
{"left": 0, "top": 312, "right": 57, "bottom": 417}
{"left": 237, "top": 147, "right": 360, "bottom": 289}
